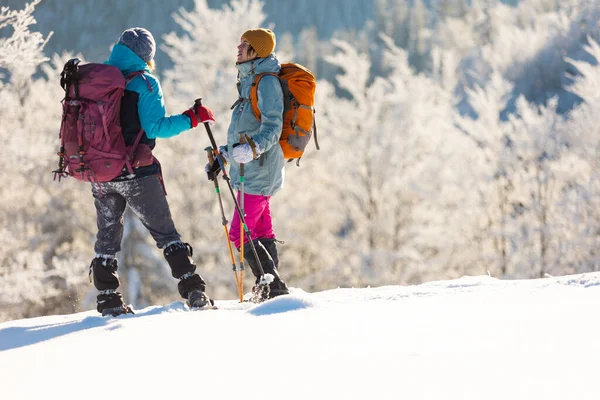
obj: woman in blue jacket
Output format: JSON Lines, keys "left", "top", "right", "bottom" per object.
{"left": 91, "top": 27, "right": 214, "bottom": 316}
{"left": 211, "top": 28, "right": 290, "bottom": 300}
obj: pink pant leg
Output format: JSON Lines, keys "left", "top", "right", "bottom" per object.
{"left": 253, "top": 197, "right": 275, "bottom": 240}
{"left": 229, "top": 193, "right": 272, "bottom": 249}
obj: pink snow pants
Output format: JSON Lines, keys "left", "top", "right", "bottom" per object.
{"left": 229, "top": 192, "right": 275, "bottom": 249}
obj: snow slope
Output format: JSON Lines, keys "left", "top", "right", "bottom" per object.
{"left": 1, "top": 273, "right": 599, "bottom": 400}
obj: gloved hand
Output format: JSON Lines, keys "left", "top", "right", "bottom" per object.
{"left": 204, "top": 152, "right": 227, "bottom": 181}
{"left": 205, "top": 160, "right": 221, "bottom": 181}
{"left": 232, "top": 142, "right": 262, "bottom": 164}
{"left": 183, "top": 104, "right": 216, "bottom": 128}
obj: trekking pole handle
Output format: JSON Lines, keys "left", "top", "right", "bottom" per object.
{"left": 195, "top": 98, "right": 219, "bottom": 151}
{"left": 239, "top": 132, "right": 258, "bottom": 159}
{"left": 205, "top": 146, "right": 215, "bottom": 164}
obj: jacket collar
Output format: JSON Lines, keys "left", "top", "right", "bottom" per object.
{"left": 236, "top": 54, "right": 281, "bottom": 79}
{"left": 106, "top": 44, "right": 151, "bottom": 75}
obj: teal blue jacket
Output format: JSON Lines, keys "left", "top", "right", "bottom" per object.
{"left": 226, "top": 55, "right": 284, "bottom": 196}
{"left": 106, "top": 44, "right": 191, "bottom": 139}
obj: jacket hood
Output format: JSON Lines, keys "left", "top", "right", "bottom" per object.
{"left": 106, "top": 44, "right": 151, "bottom": 75}
{"left": 236, "top": 54, "right": 281, "bottom": 78}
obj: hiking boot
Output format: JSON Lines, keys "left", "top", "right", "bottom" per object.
{"left": 243, "top": 239, "right": 279, "bottom": 283}
{"left": 268, "top": 279, "right": 289, "bottom": 299}
{"left": 177, "top": 272, "right": 207, "bottom": 299}
{"left": 187, "top": 289, "right": 212, "bottom": 309}
{"left": 97, "top": 290, "right": 133, "bottom": 316}
{"left": 244, "top": 239, "right": 290, "bottom": 300}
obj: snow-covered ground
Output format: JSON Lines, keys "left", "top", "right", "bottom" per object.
{"left": 1, "top": 273, "right": 599, "bottom": 400}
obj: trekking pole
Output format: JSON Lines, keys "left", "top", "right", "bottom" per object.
{"left": 194, "top": 99, "right": 272, "bottom": 295}
{"left": 238, "top": 133, "right": 248, "bottom": 301}
{"left": 239, "top": 161, "right": 245, "bottom": 301}
{"left": 206, "top": 147, "right": 243, "bottom": 302}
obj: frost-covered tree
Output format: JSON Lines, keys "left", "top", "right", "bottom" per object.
{"left": 0, "top": 1, "right": 92, "bottom": 320}
{"left": 455, "top": 74, "right": 573, "bottom": 278}
{"left": 558, "top": 37, "right": 600, "bottom": 273}
{"left": 454, "top": 72, "right": 517, "bottom": 276}
{"left": 286, "top": 36, "right": 463, "bottom": 289}
{"left": 0, "top": 0, "right": 51, "bottom": 78}
{"left": 505, "top": 96, "right": 566, "bottom": 277}
{"left": 162, "top": 0, "right": 266, "bottom": 109}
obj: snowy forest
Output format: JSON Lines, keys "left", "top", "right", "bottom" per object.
{"left": 2, "top": 0, "right": 600, "bottom": 321}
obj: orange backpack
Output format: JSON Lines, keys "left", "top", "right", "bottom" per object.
{"left": 249, "top": 63, "right": 319, "bottom": 165}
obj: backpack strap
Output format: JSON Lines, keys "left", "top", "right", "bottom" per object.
{"left": 129, "top": 129, "right": 145, "bottom": 154}
{"left": 249, "top": 72, "right": 279, "bottom": 121}
{"left": 122, "top": 129, "right": 146, "bottom": 176}
{"left": 53, "top": 100, "right": 74, "bottom": 181}
{"left": 126, "top": 71, "right": 153, "bottom": 92}
{"left": 123, "top": 71, "right": 151, "bottom": 176}
{"left": 312, "top": 110, "right": 320, "bottom": 150}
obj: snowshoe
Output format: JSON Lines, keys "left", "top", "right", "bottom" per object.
{"left": 187, "top": 290, "right": 217, "bottom": 310}
{"left": 101, "top": 304, "right": 135, "bottom": 317}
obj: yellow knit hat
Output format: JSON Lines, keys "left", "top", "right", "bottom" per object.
{"left": 241, "top": 28, "right": 276, "bottom": 58}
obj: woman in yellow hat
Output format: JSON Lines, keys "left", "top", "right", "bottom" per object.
{"left": 210, "top": 28, "right": 290, "bottom": 300}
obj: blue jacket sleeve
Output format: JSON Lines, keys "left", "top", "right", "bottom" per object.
{"left": 252, "top": 75, "right": 283, "bottom": 152}
{"left": 132, "top": 75, "right": 192, "bottom": 139}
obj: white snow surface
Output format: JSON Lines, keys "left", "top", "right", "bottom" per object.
{"left": 1, "top": 273, "right": 599, "bottom": 400}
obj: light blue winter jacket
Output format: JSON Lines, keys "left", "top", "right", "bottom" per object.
{"left": 106, "top": 44, "right": 192, "bottom": 139}
{"left": 226, "top": 55, "right": 284, "bottom": 196}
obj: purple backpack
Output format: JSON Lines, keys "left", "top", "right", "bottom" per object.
{"left": 53, "top": 58, "right": 146, "bottom": 183}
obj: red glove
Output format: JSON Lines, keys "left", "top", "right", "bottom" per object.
{"left": 183, "top": 105, "right": 216, "bottom": 128}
